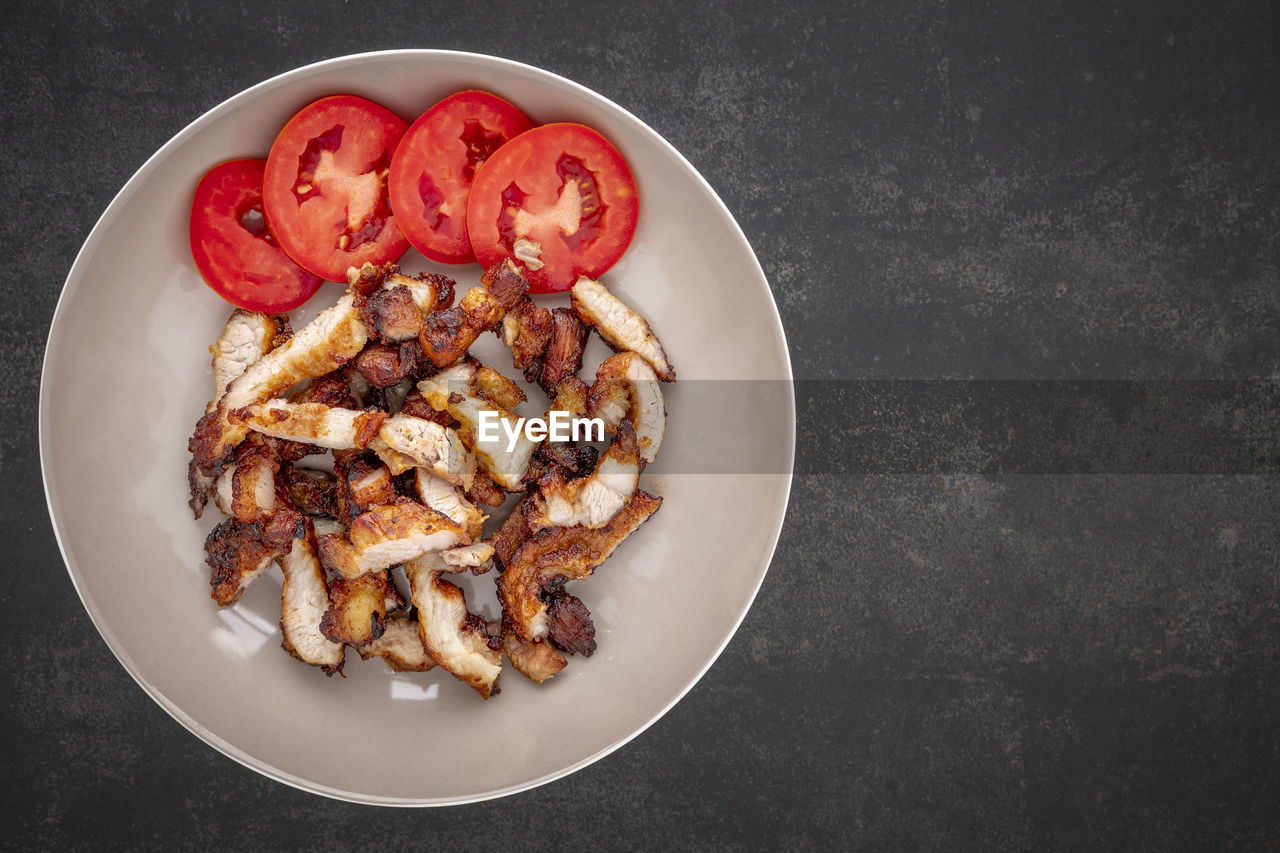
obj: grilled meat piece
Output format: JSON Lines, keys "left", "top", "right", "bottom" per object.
{"left": 414, "top": 469, "right": 486, "bottom": 540}
{"left": 503, "top": 630, "right": 566, "bottom": 683}
{"left": 545, "top": 589, "right": 597, "bottom": 656}
{"left": 317, "top": 500, "right": 469, "bottom": 580}
{"left": 418, "top": 260, "right": 529, "bottom": 367}
{"left": 465, "top": 471, "right": 507, "bottom": 507}
{"left": 232, "top": 400, "right": 387, "bottom": 450}
{"left": 358, "top": 616, "right": 438, "bottom": 672}
{"left": 368, "top": 413, "right": 475, "bottom": 487}
{"left": 320, "top": 570, "right": 389, "bottom": 647}
{"left": 279, "top": 529, "right": 344, "bottom": 673}
{"left": 570, "top": 277, "right": 675, "bottom": 381}
{"left": 533, "top": 308, "right": 589, "bottom": 396}
{"left": 208, "top": 309, "right": 283, "bottom": 414}
{"left": 280, "top": 466, "right": 339, "bottom": 517}
{"left": 528, "top": 422, "right": 641, "bottom": 531}
{"left": 502, "top": 297, "right": 553, "bottom": 372}
{"left": 589, "top": 352, "right": 666, "bottom": 463}
{"left": 406, "top": 551, "right": 501, "bottom": 699}
{"left": 205, "top": 508, "right": 305, "bottom": 606}
{"left": 499, "top": 490, "right": 662, "bottom": 643}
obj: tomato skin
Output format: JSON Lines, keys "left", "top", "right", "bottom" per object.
{"left": 466, "top": 122, "right": 639, "bottom": 293}
{"left": 388, "top": 90, "right": 533, "bottom": 264}
{"left": 189, "top": 158, "right": 323, "bottom": 312}
{"left": 262, "top": 95, "right": 410, "bottom": 282}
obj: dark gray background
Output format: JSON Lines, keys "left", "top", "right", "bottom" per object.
{"left": 5, "top": 0, "right": 1279, "bottom": 848}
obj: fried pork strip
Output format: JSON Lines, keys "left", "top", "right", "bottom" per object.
{"left": 211, "top": 443, "right": 279, "bottom": 523}
{"left": 570, "top": 277, "right": 676, "bottom": 381}
{"left": 317, "top": 501, "right": 469, "bottom": 580}
{"left": 499, "top": 490, "right": 662, "bottom": 643}
{"left": 534, "top": 307, "right": 589, "bottom": 396}
{"left": 406, "top": 551, "right": 501, "bottom": 699}
{"left": 233, "top": 400, "right": 387, "bottom": 450}
{"left": 205, "top": 508, "right": 305, "bottom": 606}
{"left": 190, "top": 289, "right": 369, "bottom": 472}
{"left": 528, "top": 422, "right": 642, "bottom": 531}
{"left": 414, "top": 468, "right": 486, "bottom": 540}
{"left": 320, "top": 570, "right": 389, "bottom": 647}
{"left": 208, "top": 310, "right": 284, "bottom": 414}
{"left": 418, "top": 259, "right": 529, "bottom": 367}
{"left": 279, "top": 529, "right": 344, "bottom": 673}
{"left": 418, "top": 363, "right": 538, "bottom": 490}
{"left": 368, "top": 413, "right": 476, "bottom": 487}
{"left": 358, "top": 616, "right": 438, "bottom": 672}
{"left": 589, "top": 352, "right": 666, "bottom": 463}
{"left": 501, "top": 297, "right": 552, "bottom": 373}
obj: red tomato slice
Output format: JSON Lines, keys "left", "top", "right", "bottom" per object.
{"left": 262, "top": 95, "right": 410, "bottom": 282}
{"left": 189, "top": 158, "right": 323, "bottom": 312}
{"left": 388, "top": 90, "right": 533, "bottom": 264}
{"left": 466, "top": 123, "right": 639, "bottom": 293}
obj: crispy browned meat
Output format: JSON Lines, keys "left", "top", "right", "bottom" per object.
{"left": 571, "top": 277, "right": 676, "bottom": 381}
{"left": 397, "top": 390, "right": 455, "bottom": 425}
{"left": 205, "top": 508, "right": 305, "bottom": 606}
{"left": 317, "top": 499, "right": 469, "bottom": 580}
{"left": 289, "top": 373, "right": 356, "bottom": 408}
{"left": 360, "top": 284, "right": 424, "bottom": 341}
{"left": 503, "top": 630, "right": 566, "bottom": 683}
{"left": 346, "top": 461, "right": 397, "bottom": 512}
{"left": 545, "top": 590, "right": 597, "bottom": 656}
{"left": 530, "top": 308, "right": 589, "bottom": 396}
{"left": 280, "top": 466, "right": 339, "bottom": 517}
{"left": 503, "top": 297, "right": 552, "bottom": 371}
{"left": 320, "top": 570, "right": 388, "bottom": 646}
{"left": 465, "top": 471, "right": 507, "bottom": 507}
{"left": 499, "top": 490, "right": 662, "bottom": 642}
{"left": 189, "top": 290, "right": 369, "bottom": 474}
{"left": 418, "top": 260, "right": 529, "bottom": 367}
{"left": 358, "top": 616, "right": 437, "bottom": 672}
{"left": 475, "top": 365, "right": 526, "bottom": 410}
{"left": 492, "top": 490, "right": 541, "bottom": 569}
{"left": 529, "top": 422, "right": 641, "bottom": 530}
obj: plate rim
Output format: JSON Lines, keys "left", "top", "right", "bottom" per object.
{"left": 38, "top": 48, "right": 796, "bottom": 806}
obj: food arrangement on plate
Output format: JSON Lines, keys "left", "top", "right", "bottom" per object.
{"left": 185, "top": 88, "right": 674, "bottom": 698}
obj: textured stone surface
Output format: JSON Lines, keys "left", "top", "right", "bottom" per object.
{"left": 4, "top": 0, "right": 1279, "bottom": 847}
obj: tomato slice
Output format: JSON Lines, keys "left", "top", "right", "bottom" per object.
{"left": 466, "top": 123, "right": 639, "bottom": 293}
{"left": 388, "top": 90, "right": 533, "bottom": 264}
{"left": 189, "top": 158, "right": 323, "bottom": 312}
{"left": 262, "top": 95, "right": 410, "bottom": 282}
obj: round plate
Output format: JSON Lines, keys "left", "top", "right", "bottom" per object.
{"left": 40, "top": 50, "right": 793, "bottom": 806}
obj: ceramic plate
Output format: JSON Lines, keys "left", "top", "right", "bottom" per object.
{"left": 40, "top": 50, "right": 793, "bottom": 805}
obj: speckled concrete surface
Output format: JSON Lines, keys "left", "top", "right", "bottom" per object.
{"left": 5, "top": 1, "right": 1279, "bottom": 848}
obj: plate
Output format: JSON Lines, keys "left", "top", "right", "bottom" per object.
{"left": 40, "top": 50, "right": 793, "bottom": 805}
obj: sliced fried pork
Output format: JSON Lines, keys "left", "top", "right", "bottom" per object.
{"left": 492, "top": 490, "right": 540, "bottom": 569}
{"left": 501, "top": 297, "right": 552, "bottom": 373}
{"left": 466, "top": 471, "right": 507, "bottom": 507}
{"left": 418, "top": 363, "right": 538, "bottom": 490}
{"left": 499, "top": 490, "right": 662, "bottom": 643}
{"left": 353, "top": 341, "right": 420, "bottom": 388}
{"left": 205, "top": 508, "right": 305, "bottom": 606}
{"left": 503, "top": 631, "right": 567, "bottom": 683}
{"left": 212, "top": 452, "right": 278, "bottom": 523}
{"left": 406, "top": 552, "right": 501, "bottom": 699}
{"left": 534, "top": 308, "right": 590, "bottom": 396}
{"left": 571, "top": 276, "right": 676, "bottom": 381}
{"left": 232, "top": 400, "right": 387, "bottom": 450}
{"left": 317, "top": 500, "right": 469, "bottom": 580}
{"left": 207, "top": 310, "right": 283, "bottom": 414}
{"left": 368, "top": 413, "right": 475, "bottom": 487}
{"left": 418, "top": 260, "right": 529, "bottom": 367}
{"left": 190, "top": 290, "right": 369, "bottom": 472}
{"left": 280, "top": 466, "right": 339, "bottom": 517}
{"left": 320, "top": 570, "right": 389, "bottom": 647}
{"left": 279, "top": 530, "right": 344, "bottom": 673}
{"left": 545, "top": 590, "right": 598, "bottom": 656}
{"left": 345, "top": 460, "right": 398, "bottom": 512}
{"left": 475, "top": 364, "right": 527, "bottom": 410}
{"left": 414, "top": 469, "right": 486, "bottom": 539}
{"left": 529, "top": 422, "right": 642, "bottom": 531}
{"left": 358, "top": 616, "right": 438, "bottom": 672}
{"left": 589, "top": 352, "right": 666, "bottom": 463}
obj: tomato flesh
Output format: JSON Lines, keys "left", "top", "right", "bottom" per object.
{"left": 388, "top": 91, "right": 533, "bottom": 264}
{"left": 263, "top": 95, "right": 410, "bottom": 281}
{"left": 467, "top": 123, "right": 638, "bottom": 293}
{"left": 189, "top": 158, "right": 322, "bottom": 312}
